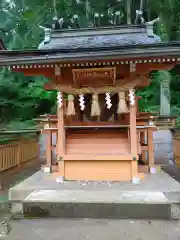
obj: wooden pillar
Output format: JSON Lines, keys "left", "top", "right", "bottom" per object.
{"left": 140, "top": 131, "right": 146, "bottom": 163}
{"left": 129, "top": 89, "right": 138, "bottom": 179}
{"left": 57, "top": 92, "right": 65, "bottom": 178}
{"left": 46, "top": 130, "right": 52, "bottom": 167}
{"left": 137, "top": 131, "right": 142, "bottom": 155}
{"left": 130, "top": 103, "right": 137, "bottom": 157}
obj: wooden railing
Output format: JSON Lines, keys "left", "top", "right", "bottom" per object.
{"left": 153, "top": 115, "right": 176, "bottom": 129}
{"left": 0, "top": 130, "right": 40, "bottom": 172}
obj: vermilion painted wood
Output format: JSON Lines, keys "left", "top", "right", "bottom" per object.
{"left": 63, "top": 154, "right": 133, "bottom": 161}
{"left": 65, "top": 129, "right": 130, "bottom": 156}
{"left": 29, "top": 59, "right": 162, "bottom": 181}
{"left": 64, "top": 160, "right": 132, "bottom": 181}
{"left": 45, "top": 131, "right": 52, "bottom": 166}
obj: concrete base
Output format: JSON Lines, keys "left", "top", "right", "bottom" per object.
{"left": 6, "top": 218, "right": 180, "bottom": 240}
{"left": 23, "top": 190, "right": 170, "bottom": 219}
{"left": 8, "top": 170, "right": 180, "bottom": 220}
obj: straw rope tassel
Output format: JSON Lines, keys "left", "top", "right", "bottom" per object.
{"left": 57, "top": 91, "right": 62, "bottom": 108}
{"left": 66, "top": 94, "right": 75, "bottom": 116}
{"left": 105, "top": 92, "right": 112, "bottom": 109}
{"left": 91, "top": 94, "right": 101, "bottom": 116}
{"left": 79, "top": 94, "right": 85, "bottom": 111}
{"left": 129, "top": 88, "right": 135, "bottom": 106}
{"left": 117, "top": 91, "right": 129, "bottom": 114}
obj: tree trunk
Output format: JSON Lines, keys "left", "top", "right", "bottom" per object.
{"left": 160, "top": 70, "right": 171, "bottom": 116}
{"left": 126, "top": 0, "right": 132, "bottom": 24}
{"left": 53, "top": 0, "right": 57, "bottom": 18}
{"left": 85, "top": 0, "right": 92, "bottom": 27}
{"left": 140, "top": 0, "right": 143, "bottom": 10}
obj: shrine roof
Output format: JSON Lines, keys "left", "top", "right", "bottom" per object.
{"left": 2, "top": 24, "right": 180, "bottom": 66}
{"left": 38, "top": 25, "right": 161, "bottom": 50}
{"left": 0, "top": 42, "right": 180, "bottom": 66}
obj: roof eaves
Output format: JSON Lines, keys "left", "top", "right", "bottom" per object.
{"left": 0, "top": 43, "right": 180, "bottom": 66}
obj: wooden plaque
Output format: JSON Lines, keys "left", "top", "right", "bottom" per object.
{"left": 72, "top": 67, "right": 116, "bottom": 87}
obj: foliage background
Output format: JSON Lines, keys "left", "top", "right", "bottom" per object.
{"left": 0, "top": 0, "right": 180, "bottom": 129}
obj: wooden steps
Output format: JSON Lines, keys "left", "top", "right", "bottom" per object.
{"left": 63, "top": 154, "right": 133, "bottom": 161}
{"left": 66, "top": 129, "right": 130, "bottom": 155}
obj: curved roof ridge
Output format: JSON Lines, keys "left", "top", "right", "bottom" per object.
{"left": 38, "top": 27, "right": 161, "bottom": 50}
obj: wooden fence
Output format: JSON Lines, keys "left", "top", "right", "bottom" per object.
{"left": 0, "top": 130, "right": 40, "bottom": 172}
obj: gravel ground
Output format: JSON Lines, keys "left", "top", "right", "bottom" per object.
{"left": 163, "top": 165, "right": 180, "bottom": 183}
{"left": 3, "top": 218, "right": 180, "bottom": 240}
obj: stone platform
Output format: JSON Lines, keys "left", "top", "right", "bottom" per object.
{"left": 9, "top": 170, "right": 180, "bottom": 220}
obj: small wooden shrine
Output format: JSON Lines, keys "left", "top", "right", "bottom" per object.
{"left": 0, "top": 13, "right": 180, "bottom": 182}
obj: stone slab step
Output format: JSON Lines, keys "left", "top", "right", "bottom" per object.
{"left": 23, "top": 190, "right": 171, "bottom": 220}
